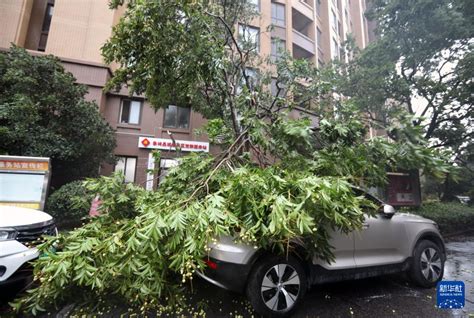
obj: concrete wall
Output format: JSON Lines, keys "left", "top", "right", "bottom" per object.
{"left": 0, "top": 0, "right": 33, "bottom": 48}
{"left": 45, "top": 0, "right": 115, "bottom": 63}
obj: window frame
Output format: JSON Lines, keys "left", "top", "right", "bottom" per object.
{"left": 41, "top": 2, "right": 54, "bottom": 32}
{"left": 316, "top": 0, "right": 322, "bottom": 16}
{"left": 248, "top": 0, "right": 260, "bottom": 12}
{"left": 332, "top": 37, "right": 340, "bottom": 60}
{"left": 114, "top": 156, "right": 137, "bottom": 183}
{"left": 119, "top": 98, "right": 143, "bottom": 125}
{"left": 38, "top": 1, "right": 55, "bottom": 51}
{"left": 317, "top": 27, "right": 323, "bottom": 50}
{"left": 244, "top": 67, "right": 260, "bottom": 90}
{"left": 331, "top": 10, "right": 338, "bottom": 32}
{"left": 163, "top": 104, "right": 191, "bottom": 130}
{"left": 238, "top": 24, "right": 260, "bottom": 53}
{"left": 271, "top": 2, "right": 286, "bottom": 27}
{"left": 271, "top": 37, "right": 286, "bottom": 61}
{"left": 158, "top": 158, "right": 179, "bottom": 186}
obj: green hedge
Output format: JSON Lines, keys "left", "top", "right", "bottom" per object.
{"left": 46, "top": 181, "right": 94, "bottom": 228}
{"left": 404, "top": 202, "right": 474, "bottom": 235}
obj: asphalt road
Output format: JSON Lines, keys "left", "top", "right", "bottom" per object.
{"left": 1, "top": 236, "right": 473, "bottom": 317}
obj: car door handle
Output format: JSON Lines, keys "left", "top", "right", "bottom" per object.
{"left": 362, "top": 222, "right": 370, "bottom": 229}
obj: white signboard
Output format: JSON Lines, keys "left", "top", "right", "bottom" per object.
{"left": 138, "top": 137, "right": 209, "bottom": 152}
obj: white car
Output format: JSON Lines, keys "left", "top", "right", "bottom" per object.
{"left": 198, "top": 190, "right": 446, "bottom": 317}
{"left": 0, "top": 206, "right": 57, "bottom": 285}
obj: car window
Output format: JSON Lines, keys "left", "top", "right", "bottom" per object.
{"left": 352, "top": 188, "right": 383, "bottom": 212}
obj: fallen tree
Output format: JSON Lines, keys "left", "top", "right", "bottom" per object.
{"left": 13, "top": 0, "right": 453, "bottom": 315}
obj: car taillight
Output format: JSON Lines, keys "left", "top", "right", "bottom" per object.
{"left": 205, "top": 259, "right": 218, "bottom": 270}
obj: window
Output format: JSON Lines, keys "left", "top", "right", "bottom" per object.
{"left": 115, "top": 156, "right": 137, "bottom": 183}
{"left": 238, "top": 68, "right": 259, "bottom": 95}
{"left": 238, "top": 25, "right": 260, "bottom": 52}
{"left": 163, "top": 105, "right": 191, "bottom": 129}
{"left": 318, "top": 58, "right": 325, "bottom": 68}
{"left": 271, "top": 78, "right": 287, "bottom": 97}
{"left": 352, "top": 188, "right": 383, "bottom": 209}
{"left": 331, "top": 10, "right": 338, "bottom": 32}
{"left": 317, "top": 28, "right": 322, "bottom": 49}
{"left": 42, "top": 3, "right": 54, "bottom": 32}
{"left": 332, "top": 38, "right": 339, "bottom": 60}
{"left": 271, "top": 38, "right": 286, "bottom": 61}
{"left": 271, "top": 2, "right": 285, "bottom": 27}
{"left": 159, "top": 159, "right": 179, "bottom": 185}
{"left": 316, "top": 0, "right": 321, "bottom": 16}
{"left": 244, "top": 68, "right": 259, "bottom": 89}
{"left": 120, "top": 99, "right": 141, "bottom": 124}
{"left": 38, "top": 1, "right": 54, "bottom": 51}
{"left": 247, "top": 0, "right": 260, "bottom": 12}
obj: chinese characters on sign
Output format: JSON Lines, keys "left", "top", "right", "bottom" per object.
{"left": 138, "top": 137, "right": 210, "bottom": 153}
{"left": 0, "top": 160, "right": 48, "bottom": 171}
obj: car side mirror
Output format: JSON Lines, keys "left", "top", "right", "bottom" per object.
{"left": 382, "top": 204, "right": 396, "bottom": 218}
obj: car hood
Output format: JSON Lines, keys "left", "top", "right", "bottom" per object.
{"left": 0, "top": 205, "right": 53, "bottom": 228}
{"left": 392, "top": 212, "right": 436, "bottom": 224}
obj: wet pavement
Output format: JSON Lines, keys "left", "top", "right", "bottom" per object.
{"left": 443, "top": 238, "right": 474, "bottom": 317}
{"left": 191, "top": 236, "right": 474, "bottom": 317}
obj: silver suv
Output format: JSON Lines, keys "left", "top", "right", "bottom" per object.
{"left": 197, "top": 190, "right": 446, "bottom": 317}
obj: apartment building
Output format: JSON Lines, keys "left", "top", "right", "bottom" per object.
{"left": 248, "top": 0, "right": 370, "bottom": 66}
{"left": 0, "top": 0, "right": 372, "bottom": 189}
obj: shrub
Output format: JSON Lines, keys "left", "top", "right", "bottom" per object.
{"left": 404, "top": 202, "right": 474, "bottom": 235}
{"left": 45, "top": 181, "right": 94, "bottom": 228}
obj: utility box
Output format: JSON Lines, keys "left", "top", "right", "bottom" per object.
{"left": 0, "top": 155, "right": 51, "bottom": 210}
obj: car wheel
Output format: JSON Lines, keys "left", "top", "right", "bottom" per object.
{"left": 246, "top": 255, "right": 307, "bottom": 317}
{"left": 409, "top": 240, "right": 444, "bottom": 288}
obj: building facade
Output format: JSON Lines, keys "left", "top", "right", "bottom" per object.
{"left": 249, "top": 0, "right": 370, "bottom": 67}
{"left": 0, "top": 0, "right": 372, "bottom": 188}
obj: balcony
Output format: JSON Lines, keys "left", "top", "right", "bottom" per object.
{"left": 292, "top": 8, "right": 313, "bottom": 35}
{"left": 292, "top": 29, "right": 315, "bottom": 58}
{"left": 292, "top": 0, "right": 314, "bottom": 20}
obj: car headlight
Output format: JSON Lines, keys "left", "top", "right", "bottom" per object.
{"left": 0, "top": 228, "right": 17, "bottom": 241}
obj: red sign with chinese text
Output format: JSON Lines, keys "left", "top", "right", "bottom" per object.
{"left": 138, "top": 137, "right": 210, "bottom": 152}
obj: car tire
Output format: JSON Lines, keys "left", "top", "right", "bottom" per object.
{"left": 409, "top": 240, "right": 444, "bottom": 288}
{"left": 246, "top": 255, "right": 307, "bottom": 317}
